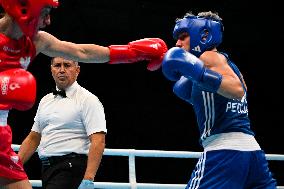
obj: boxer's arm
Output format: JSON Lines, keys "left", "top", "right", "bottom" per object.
{"left": 34, "top": 31, "right": 110, "bottom": 63}
{"left": 240, "top": 73, "right": 248, "bottom": 91}
{"left": 200, "top": 51, "right": 244, "bottom": 100}
{"left": 162, "top": 47, "right": 222, "bottom": 92}
{"left": 18, "top": 131, "right": 41, "bottom": 164}
{"left": 34, "top": 31, "right": 167, "bottom": 71}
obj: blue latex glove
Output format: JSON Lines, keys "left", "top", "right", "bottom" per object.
{"left": 78, "top": 179, "right": 94, "bottom": 189}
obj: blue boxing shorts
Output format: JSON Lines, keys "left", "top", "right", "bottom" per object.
{"left": 186, "top": 150, "right": 277, "bottom": 189}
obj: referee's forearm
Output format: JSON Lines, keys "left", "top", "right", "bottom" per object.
{"left": 84, "top": 141, "right": 105, "bottom": 180}
{"left": 18, "top": 131, "right": 41, "bottom": 164}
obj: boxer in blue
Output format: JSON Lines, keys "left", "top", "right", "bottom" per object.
{"left": 162, "top": 11, "right": 277, "bottom": 189}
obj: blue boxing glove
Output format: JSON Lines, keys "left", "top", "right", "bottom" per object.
{"left": 162, "top": 47, "right": 222, "bottom": 93}
{"left": 78, "top": 179, "right": 94, "bottom": 189}
{"left": 173, "top": 76, "right": 193, "bottom": 104}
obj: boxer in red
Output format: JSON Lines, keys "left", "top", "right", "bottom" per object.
{"left": 0, "top": 0, "right": 167, "bottom": 188}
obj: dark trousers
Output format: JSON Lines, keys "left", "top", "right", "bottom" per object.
{"left": 41, "top": 153, "right": 87, "bottom": 189}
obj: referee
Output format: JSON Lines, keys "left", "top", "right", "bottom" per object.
{"left": 18, "top": 57, "right": 107, "bottom": 189}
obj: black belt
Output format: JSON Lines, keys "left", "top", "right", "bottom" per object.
{"left": 41, "top": 152, "right": 87, "bottom": 167}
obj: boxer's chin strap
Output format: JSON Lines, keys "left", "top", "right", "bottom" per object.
{"left": 0, "top": 110, "right": 9, "bottom": 126}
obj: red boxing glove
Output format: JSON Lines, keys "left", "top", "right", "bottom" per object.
{"left": 0, "top": 69, "right": 36, "bottom": 111}
{"left": 108, "top": 38, "right": 168, "bottom": 71}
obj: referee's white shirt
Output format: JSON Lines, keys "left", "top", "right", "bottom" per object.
{"left": 32, "top": 81, "right": 107, "bottom": 158}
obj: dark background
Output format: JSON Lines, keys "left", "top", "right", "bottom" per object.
{"left": 6, "top": 0, "right": 284, "bottom": 187}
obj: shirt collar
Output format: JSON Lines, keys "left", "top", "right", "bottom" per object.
{"left": 56, "top": 81, "right": 79, "bottom": 98}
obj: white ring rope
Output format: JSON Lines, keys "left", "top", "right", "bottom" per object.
{"left": 11, "top": 145, "right": 284, "bottom": 189}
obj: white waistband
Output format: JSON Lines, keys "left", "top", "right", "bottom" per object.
{"left": 202, "top": 132, "right": 261, "bottom": 151}
{"left": 0, "top": 110, "right": 9, "bottom": 126}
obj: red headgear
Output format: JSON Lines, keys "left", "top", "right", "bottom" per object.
{"left": 0, "top": 0, "right": 59, "bottom": 38}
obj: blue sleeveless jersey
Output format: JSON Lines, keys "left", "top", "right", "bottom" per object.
{"left": 191, "top": 52, "right": 254, "bottom": 142}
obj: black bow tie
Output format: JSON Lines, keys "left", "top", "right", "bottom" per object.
{"left": 52, "top": 89, "right": 67, "bottom": 98}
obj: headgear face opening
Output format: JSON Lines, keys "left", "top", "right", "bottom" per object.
{"left": 173, "top": 15, "right": 223, "bottom": 57}
{"left": 0, "top": 0, "right": 59, "bottom": 38}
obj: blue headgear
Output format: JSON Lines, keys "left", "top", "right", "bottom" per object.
{"left": 173, "top": 15, "right": 223, "bottom": 57}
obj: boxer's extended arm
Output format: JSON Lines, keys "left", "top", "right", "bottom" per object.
{"left": 34, "top": 31, "right": 167, "bottom": 71}
{"left": 18, "top": 131, "right": 41, "bottom": 164}
{"left": 34, "top": 31, "right": 110, "bottom": 63}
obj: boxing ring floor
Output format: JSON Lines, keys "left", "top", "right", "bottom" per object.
{"left": 12, "top": 144, "right": 284, "bottom": 189}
